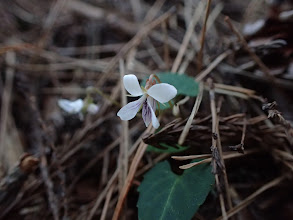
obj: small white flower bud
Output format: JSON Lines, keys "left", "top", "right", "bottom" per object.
{"left": 87, "top": 103, "right": 99, "bottom": 114}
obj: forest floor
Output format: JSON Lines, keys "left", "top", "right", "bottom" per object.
{"left": 0, "top": 0, "right": 293, "bottom": 219}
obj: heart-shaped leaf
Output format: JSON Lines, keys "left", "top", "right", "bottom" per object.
{"left": 137, "top": 160, "right": 214, "bottom": 220}
{"left": 155, "top": 73, "right": 199, "bottom": 97}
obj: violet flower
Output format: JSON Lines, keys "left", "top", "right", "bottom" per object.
{"left": 58, "top": 99, "right": 99, "bottom": 115}
{"left": 117, "top": 74, "right": 177, "bottom": 129}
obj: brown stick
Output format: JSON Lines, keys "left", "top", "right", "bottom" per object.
{"left": 112, "top": 126, "right": 153, "bottom": 220}
{"left": 196, "top": 0, "right": 212, "bottom": 73}
{"left": 171, "top": 3, "right": 203, "bottom": 73}
{"left": 216, "top": 175, "right": 286, "bottom": 220}
{"left": 0, "top": 154, "right": 39, "bottom": 218}
{"left": 174, "top": 149, "right": 259, "bottom": 168}
{"left": 30, "top": 95, "right": 60, "bottom": 220}
{"left": 224, "top": 16, "right": 275, "bottom": 83}
{"left": 100, "top": 185, "right": 115, "bottom": 220}
{"left": 118, "top": 60, "right": 129, "bottom": 192}
{"left": 99, "top": 6, "right": 175, "bottom": 86}
{"left": 195, "top": 50, "right": 231, "bottom": 81}
{"left": 209, "top": 78, "right": 228, "bottom": 219}
{"left": 217, "top": 124, "right": 234, "bottom": 211}
{"left": 0, "top": 51, "right": 16, "bottom": 170}
{"left": 87, "top": 169, "right": 119, "bottom": 220}
{"left": 178, "top": 83, "right": 204, "bottom": 145}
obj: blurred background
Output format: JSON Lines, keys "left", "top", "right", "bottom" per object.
{"left": 0, "top": 0, "right": 293, "bottom": 219}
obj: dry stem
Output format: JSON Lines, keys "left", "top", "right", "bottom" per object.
{"left": 209, "top": 78, "right": 228, "bottom": 219}
{"left": 112, "top": 126, "right": 154, "bottom": 220}
{"left": 197, "top": 0, "right": 212, "bottom": 73}
{"left": 118, "top": 59, "right": 129, "bottom": 192}
{"left": 178, "top": 83, "right": 204, "bottom": 145}
{"left": 224, "top": 16, "right": 274, "bottom": 82}
{"left": 216, "top": 175, "right": 286, "bottom": 220}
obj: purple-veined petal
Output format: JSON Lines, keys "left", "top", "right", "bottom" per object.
{"left": 117, "top": 95, "right": 146, "bottom": 120}
{"left": 142, "top": 100, "right": 151, "bottom": 127}
{"left": 123, "top": 74, "right": 143, "bottom": 97}
{"left": 147, "top": 97, "right": 160, "bottom": 129}
{"left": 147, "top": 83, "right": 177, "bottom": 103}
{"left": 147, "top": 96, "right": 156, "bottom": 112}
{"left": 58, "top": 99, "right": 84, "bottom": 114}
{"left": 142, "top": 97, "right": 157, "bottom": 127}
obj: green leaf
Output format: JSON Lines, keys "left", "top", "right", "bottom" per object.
{"left": 137, "top": 160, "right": 214, "bottom": 220}
{"left": 155, "top": 73, "right": 199, "bottom": 97}
{"left": 142, "top": 73, "right": 199, "bottom": 110}
{"left": 147, "top": 143, "right": 189, "bottom": 153}
{"left": 142, "top": 72, "right": 199, "bottom": 96}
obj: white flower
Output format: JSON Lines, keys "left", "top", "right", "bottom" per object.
{"left": 117, "top": 74, "right": 177, "bottom": 129}
{"left": 58, "top": 99, "right": 84, "bottom": 114}
{"left": 58, "top": 99, "right": 99, "bottom": 115}
{"left": 87, "top": 103, "right": 99, "bottom": 114}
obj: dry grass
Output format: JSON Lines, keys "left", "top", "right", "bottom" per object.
{"left": 0, "top": 0, "right": 293, "bottom": 219}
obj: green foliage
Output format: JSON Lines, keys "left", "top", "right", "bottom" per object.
{"left": 147, "top": 143, "right": 189, "bottom": 153}
{"left": 155, "top": 73, "right": 199, "bottom": 97}
{"left": 137, "top": 160, "right": 215, "bottom": 220}
{"left": 142, "top": 73, "right": 199, "bottom": 110}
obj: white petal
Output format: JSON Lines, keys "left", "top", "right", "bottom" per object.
{"left": 147, "top": 83, "right": 177, "bottom": 103}
{"left": 142, "top": 101, "right": 151, "bottom": 127}
{"left": 58, "top": 99, "right": 83, "bottom": 114}
{"left": 147, "top": 97, "right": 160, "bottom": 129}
{"left": 147, "top": 96, "right": 156, "bottom": 111}
{"left": 87, "top": 103, "right": 99, "bottom": 114}
{"left": 123, "top": 74, "right": 143, "bottom": 97}
{"left": 117, "top": 95, "right": 146, "bottom": 120}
